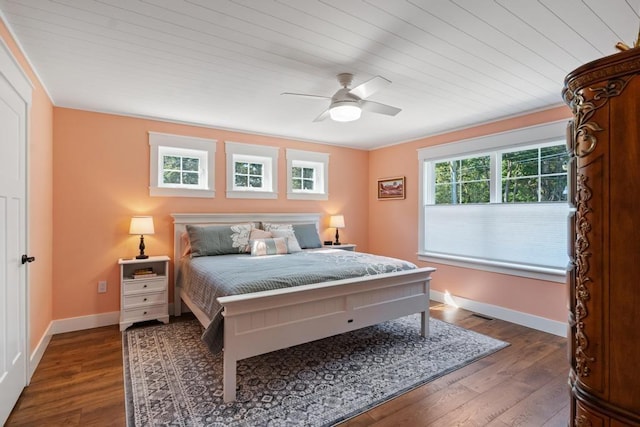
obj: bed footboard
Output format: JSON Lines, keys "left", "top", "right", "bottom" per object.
{"left": 218, "top": 267, "right": 434, "bottom": 402}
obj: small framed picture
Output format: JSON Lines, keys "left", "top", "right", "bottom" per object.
{"left": 377, "top": 176, "right": 405, "bottom": 200}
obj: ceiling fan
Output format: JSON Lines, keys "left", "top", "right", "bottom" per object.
{"left": 282, "top": 73, "right": 401, "bottom": 122}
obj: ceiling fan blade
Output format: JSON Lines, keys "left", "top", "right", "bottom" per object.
{"left": 348, "top": 75, "right": 391, "bottom": 99}
{"left": 360, "top": 100, "right": 402, "bottom": 116}
{"left": 313, "top": 108, "right": 330, "bottom": 122}
{"left": 281, "top": 92, "right": 331, "bottom": 100}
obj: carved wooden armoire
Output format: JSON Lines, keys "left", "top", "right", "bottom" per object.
{"left": 563, "top": 48, "right": 640, "bottom": 425}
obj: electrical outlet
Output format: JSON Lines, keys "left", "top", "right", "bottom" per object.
{"left": 98, "top": 280, "right": 107, "bottom": 293}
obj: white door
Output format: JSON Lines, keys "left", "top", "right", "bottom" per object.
{"left": 0, "top": 66, "right": 29, "bottom": 424}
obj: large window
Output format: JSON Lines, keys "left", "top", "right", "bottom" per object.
{"left": 225, "top": 142, "right": 278, "bottom": 199}
{"left": 286, "top": 149, "right": 329, "bottom": 200}
{"left": 149, "top": 132, "right": 216, "bottom": 198}
{"left": 419, "top": 122, "right": 569, "bottom": 282}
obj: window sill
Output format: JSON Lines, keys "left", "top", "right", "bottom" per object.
{"left": 417, "top": 252, "right": 567, "bottom": 283}
{"left": 150, "top": 187, "right": 214, "bottom": 198}
{"left": 226, "top": 190, "right": 277, "bottom": 199}
{"left": 287, "top": 192, "right": 328, "bottom": 201}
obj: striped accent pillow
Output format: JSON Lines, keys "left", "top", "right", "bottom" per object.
{"left": 250, "top": 237, "right": 289, "bottom": 256}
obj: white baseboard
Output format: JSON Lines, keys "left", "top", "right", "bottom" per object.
{"left": 50, "top": 311, "right": 120, "bottom": 335}
{"left": 430, "top": 290, "right": 567, "bottom": 337}
{"left": 49, "top": 303, "right": 176, "bottom": 335}
{"left": 28, "top": 303, "right": 176, "bottom": 380}
{"left": 29, "top": 322, "right": 52, "bottom": 381}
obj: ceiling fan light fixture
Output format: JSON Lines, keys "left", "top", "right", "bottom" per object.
{"left": 329, "top": 102, "right": 361, "bottom": 122}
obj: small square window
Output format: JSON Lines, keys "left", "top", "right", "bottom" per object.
{"left": 286, "top": 149, "right": 329, "bottom": 200}
{"left": 149, "top": 132, "right": 216, "bottom": 198}
{"left": 225, "top": 142, "right": 278, "bottom": 199}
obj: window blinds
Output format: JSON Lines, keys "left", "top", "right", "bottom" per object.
{"left": 423, "top": 203, "right": 569, "bottom": 271}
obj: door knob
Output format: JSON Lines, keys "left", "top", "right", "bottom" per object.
{"left": 21, "top": 254, "right": 35, "bottom": 264}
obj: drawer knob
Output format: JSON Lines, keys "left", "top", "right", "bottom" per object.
{"left": 143, "top": 298, "right": 147, "bottom": 302}
{"left": 143, "top": 284, "right": 147, "bottom": 288}
{"left": 143, "top": 311, "right": 147, "bottom": 315}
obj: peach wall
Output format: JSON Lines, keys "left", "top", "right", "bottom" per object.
{"left": 0, "top": 20, "right": 54, "bottom": 353}
{"left": 368, "top": 106, "right": 573, "bottom": 323}
{"left": 52, "top": 108, "right": 369, "bottom": 320}
{"left": 3, "top": 5, "right": 576, "bottom": 336}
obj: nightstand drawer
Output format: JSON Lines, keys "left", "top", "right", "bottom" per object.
{"left": 121, "top": 304, "right": 167, "bottom": 322}
{"left": 122, "top": 292, "right": 166, "bottom": 309}
{"left": 123, "top": 277, "right": 166, "bottom": 294}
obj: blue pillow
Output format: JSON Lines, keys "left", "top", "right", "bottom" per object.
{"left": 292, "top": 223, "right": 322, "bottom": 249}
{"left": 186, "top": 224, "right": 252, "bottom": 256}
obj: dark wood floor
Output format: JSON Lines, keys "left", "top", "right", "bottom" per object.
{"left": 6, "top": 302, "right": 569, "bottom": 426}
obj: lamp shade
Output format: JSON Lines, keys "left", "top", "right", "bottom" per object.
{"left": 329, "top": 103, "right": 361, "bottom": 122}
{"left": 129, "top": 216, "right": 155, "bottom": 235}
{"left": 329, "top": 215, "right": 345, "bottom": 229}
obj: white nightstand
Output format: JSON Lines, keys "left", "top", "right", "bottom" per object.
{"left": 119, "top": 255, "right": 170, "bottom": 331}
{"left": 323, "top": 244, "right": 357, "bottom": 251}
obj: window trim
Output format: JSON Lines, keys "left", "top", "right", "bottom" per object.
{"left": 286, "top": 149, "right": 329, "bottom": 200}
{"left": 149, "top": 132, "right": 216, "bottom": 198}
{"left": 417, "top": 120, "right": 569, "bottom": 282}
{"left": 225, "top": 141, "right": 278, "bottom": 199}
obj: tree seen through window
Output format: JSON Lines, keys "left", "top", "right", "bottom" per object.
{"left": 433, "top": 143, "right": 568, "bottom": 204}
{"left": 162, "top": 155, "right": 199, "bottom": 186}
{"left": 434, "top": 156, "right": 491, "bottom": 204}
{"left": 292, "top": 166, "right": 315, "bottom": 191}
{"left": 502, "top": 145, "right": 568, "bottom": 202}
{"left": 234, "top": 161, "right": 263, "bottom": 188}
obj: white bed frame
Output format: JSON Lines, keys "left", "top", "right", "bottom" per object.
{"left": 172, "top": 213, "right": 435, "bottom": 402}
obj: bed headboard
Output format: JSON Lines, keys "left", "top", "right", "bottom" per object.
{"left": 171, "top": 212, "right": 322, "bottom": 314}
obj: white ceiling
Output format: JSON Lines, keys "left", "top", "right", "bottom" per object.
{"left": 1, "top": 1, "right": 638, "bottom": 150}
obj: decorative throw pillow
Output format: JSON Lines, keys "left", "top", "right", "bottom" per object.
{"left": 250, "top": 237, "right": 288, "bottom": 256}
{"left": 249, "top": 228, "right": 272, "bottom": 240}
{"left": 270, "top": 229, "right": 302, "bottom": 253}
{"left": 262, "top": 222, "right": 294, "bottom": 232}
{"left": 292, "top": 223, "right": 322, "bottom": 249}
{"left": 186, "top": 223, "right": 252, "bottom": 256}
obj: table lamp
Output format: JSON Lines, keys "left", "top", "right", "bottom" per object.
{"left": 129, "top": 216, "right": 154, "bottom": 259}
{"left": 329, "top": 215, "right": 345, "bottom": 245}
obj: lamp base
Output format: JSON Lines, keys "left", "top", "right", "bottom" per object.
{"left": 136, "top": 235, "right": 148, "bottom": 259}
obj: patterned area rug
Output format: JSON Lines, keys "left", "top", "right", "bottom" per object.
{"left": 123, "top": 315, "right": 508, "bottom": 426}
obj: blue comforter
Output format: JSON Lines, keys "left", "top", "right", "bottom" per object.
{"left": 177, "top": 248, "right": 417, "bottom": 353}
